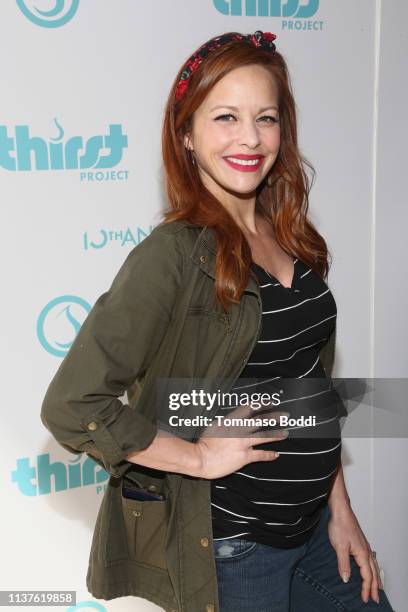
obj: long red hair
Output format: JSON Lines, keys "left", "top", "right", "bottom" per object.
{"left": 160, "top": 32, "right": 331, "bottom": 311}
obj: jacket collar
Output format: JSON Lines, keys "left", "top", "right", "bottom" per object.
{"left": 189, "top": 224, "right": 260, "bottom": 298}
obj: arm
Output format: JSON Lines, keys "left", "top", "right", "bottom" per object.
{"left": 327, "top": 460, "right": 352, "bottom": 515}
{"left": 321, "top": 327, "right": 352, "bottom": 511}
{"left": 327, "top": 459, "right": 383, "bottom": 603}
{"left": 319, "top": 324, "right": 336, "bottom": 377}
{"left": 125, "top": 430, "right": 202, "bottom": 477}
{"left": 40, "top": 227, "right": 183, "bottom": 479}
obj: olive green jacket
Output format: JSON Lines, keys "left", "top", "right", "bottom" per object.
{"left": 40, "top": 219, "right": 336, "bottom": 612}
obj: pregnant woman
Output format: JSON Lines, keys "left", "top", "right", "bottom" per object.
{"left": 41, "top": 31, "right": 395, "bottom": 611}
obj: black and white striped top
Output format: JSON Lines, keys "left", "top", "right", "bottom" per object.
{"left": 210, "top": 257, "right": 342, "bottom": 548}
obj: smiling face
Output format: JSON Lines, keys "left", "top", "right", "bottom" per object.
{"left": 184, "top": 63, "right": 280, "bottom": 212}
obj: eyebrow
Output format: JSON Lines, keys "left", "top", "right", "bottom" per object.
{"left": 209, "top": 104, "right": 279, "bottom": 112}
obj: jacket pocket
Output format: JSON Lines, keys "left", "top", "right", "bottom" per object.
{"left": 121, "top": 491, "right": 168, "bottom": 570}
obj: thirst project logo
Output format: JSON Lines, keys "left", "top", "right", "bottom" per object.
{"left": 0, "top": 119, "right": 129, "bottom": 181}
{"left": 11, "top": 453, "right": 109, "bottom": 496}
{"left": 213, "top": 0, "right": 323, "bottom": 31}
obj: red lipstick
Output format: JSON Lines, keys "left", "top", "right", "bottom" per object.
{"left": 223, "top": 154, "right": 265, "bottom": 173}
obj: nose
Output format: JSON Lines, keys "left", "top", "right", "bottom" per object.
{"left": 237, "top": 118, "right": 261, "bottom": 148}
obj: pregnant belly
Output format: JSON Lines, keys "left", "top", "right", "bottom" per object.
{"left": 211, "top": 434, "right": 342, "bottom": 531}
{"left": 245, "top": 385, "right": 343, "bottom": 494}
{"left": 211, "top": 383, "right": 343, "bottom": 528}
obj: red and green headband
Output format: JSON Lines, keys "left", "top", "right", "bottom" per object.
{"left": 175, "top": 30, "right": 277, "bottom": 102}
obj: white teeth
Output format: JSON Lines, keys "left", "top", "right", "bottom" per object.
{"left": 226, "top": 157, "right": 260, "bottom": 166}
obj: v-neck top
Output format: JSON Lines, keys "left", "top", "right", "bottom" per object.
{"left": 210, "top": 258, "right": 342, "bottom": 548}
{"left": 252, "top": 256, "right": 297, "bottom": 291}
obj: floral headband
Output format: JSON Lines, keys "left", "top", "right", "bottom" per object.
{"left": 175, "top": 30, "right": 277, "bottom": 102}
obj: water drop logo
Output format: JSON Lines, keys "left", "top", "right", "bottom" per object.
{"left": 16, "top": 0, "right": 80, "bottom": 28}
{"left": 37, "top": 295, "right": 91, "bottom": 357}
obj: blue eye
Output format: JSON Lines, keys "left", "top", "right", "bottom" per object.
{"left": 214, "top": 113, "right": 279, "bottom": 123}
{"left": 214, "top": 114, "right": 234, "bottom": 121}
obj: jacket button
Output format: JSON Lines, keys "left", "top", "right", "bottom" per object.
{"left": 200, "top": 255, "right": 207, "bottom": 264}
{"left": 200, "top": 537, "right": 209, "bottom": 547}
{"left": 206, "top": 604, "right": 215, "bottom": 612}
{"left": 87, "top": 421, "right": 98, "bottom": 431}
{"left": 132, "top": 510, "right": 141, "bottom": 517}
{"left": 147, "top": 484, "right": 157, "bottom": 491}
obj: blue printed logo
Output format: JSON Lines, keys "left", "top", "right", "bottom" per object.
{"left": 83, "top": 224, "right": 156, "bottom": 250}
{"left": 213, "top": 0, "right": 319, "bottom": 18}
{"left": 11, "top": 453, "right": 109, "bottom": 496}
{"left": 16, "top": 0, "right": 80, "bottom": 28}
{"left": 0, "top": 119, "right": 128, "bottom": 179}
{"left": 37, "top": 295, "right": 91, "bottom": 358}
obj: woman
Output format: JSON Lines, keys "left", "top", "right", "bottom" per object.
{"left": 41, "top": 31, "right": 395, "bottom": 611}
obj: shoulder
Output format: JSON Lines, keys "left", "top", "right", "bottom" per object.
{"left": 137, "top": 219, "right": 203, "bottom": 257}
{"left": 153, "top": 219, "right": 203, "bottom": 241}
{"left": 116, "top": 219, "right": 203, "bottom": 279}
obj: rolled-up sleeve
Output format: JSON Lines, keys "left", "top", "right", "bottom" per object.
{"left": 40, "top": 227, "right": 183, "bottom": 478}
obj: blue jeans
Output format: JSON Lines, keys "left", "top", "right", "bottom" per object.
{"left": 213, "top": 504, "right": 395, "bottom": 611}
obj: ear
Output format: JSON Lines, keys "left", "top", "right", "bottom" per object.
{"left": 183, "top": 132, "right": 194, "bottom": 152}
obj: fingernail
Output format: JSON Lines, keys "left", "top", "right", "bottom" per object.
{"left": 342, "top": 573, "right": 350, "bottom": 583}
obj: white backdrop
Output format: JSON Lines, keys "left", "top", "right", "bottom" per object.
{"left": 2, "top": 1, "right": 406, "bottom": 610}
